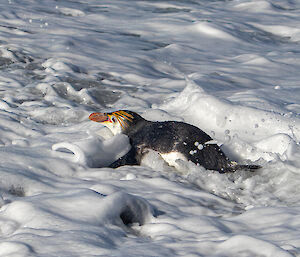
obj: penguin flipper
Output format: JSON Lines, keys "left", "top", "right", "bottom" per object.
{"left": 109, "top": 147, "right": 139, "bottom": 168}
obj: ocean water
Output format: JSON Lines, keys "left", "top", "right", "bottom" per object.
{"left": 0, "top": 0, "right": 300, "bottom": 256}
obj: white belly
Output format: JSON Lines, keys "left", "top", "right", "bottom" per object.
{"left": 160, "top": 151, "right": 188, "bottom": 168}
{"left": 140, "top": 150, "right": 188, "bottom": 171}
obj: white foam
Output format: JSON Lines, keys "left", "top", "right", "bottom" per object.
{"left": 0, "top": 0, "right": 300, "bottom": 256}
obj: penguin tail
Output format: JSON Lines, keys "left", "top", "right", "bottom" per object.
{"left": 235, "top": 164, "right": 261, "bottom": 171}
{"left": 227, "top": 162, "right": 261, "bottom": 172}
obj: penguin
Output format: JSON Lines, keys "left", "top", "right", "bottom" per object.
{"left": 89, "top": 110, "right": 260, "bottom": 173}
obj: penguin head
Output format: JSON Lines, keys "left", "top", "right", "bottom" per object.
{"left": 89, "top": 110, "right": 143, "bottom": 135}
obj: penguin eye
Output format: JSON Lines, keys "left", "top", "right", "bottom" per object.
{"left": 111, "top": 117, "right": 116, "bottom": 123}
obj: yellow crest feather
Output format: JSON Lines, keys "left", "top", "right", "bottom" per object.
{"left": 110, "top": 110, "right": 133, "bottom": 129}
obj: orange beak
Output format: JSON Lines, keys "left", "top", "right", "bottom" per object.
{"left": 89, "top": 112, "right": 109, "bottom": 123}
